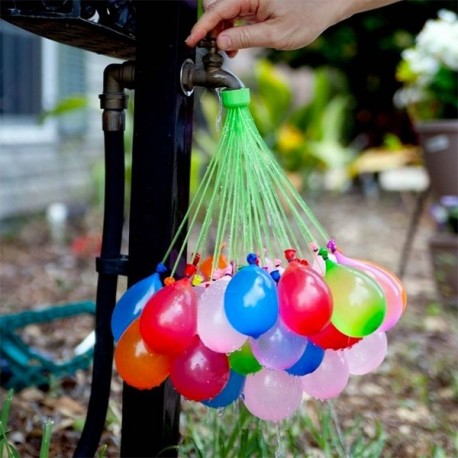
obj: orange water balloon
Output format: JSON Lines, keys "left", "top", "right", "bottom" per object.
{"left": 114, "top": 319, "right": 171, "bottom": 390}
{"left": 199, "top": 254, "right": 229, "bottom": 280}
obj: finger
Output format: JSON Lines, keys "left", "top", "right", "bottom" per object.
{"left": 186, "top": 0, "right": 253, "bottom": 47}
{"left": 216, "top": 22, "right": 277, "bottom": 51}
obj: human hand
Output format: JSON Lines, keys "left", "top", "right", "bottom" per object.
{"left": 186, "top": 0, "right": 401, "bottom": 56}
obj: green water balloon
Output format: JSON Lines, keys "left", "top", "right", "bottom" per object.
{"left": 325, "top": 258, "right": 386, "bottom": 338}
{"left": 228, "top": 341, "right": 262, "bottom": 375}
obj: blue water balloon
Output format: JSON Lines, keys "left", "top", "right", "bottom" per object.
{"left": 286, "top": 340, "right": 324, "bottom": 376}
{"left": 224, "top": 261, "right": 278, "bottom": 338}
{"left": 202, "top": 370, "right": 245, "bottom": 409}
{"left": 111, "top": 272, "right": 163, "bottom": 342}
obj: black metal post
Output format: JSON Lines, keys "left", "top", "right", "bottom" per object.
{"left": 121, "top": 1, "right": 196, "bottom": 457}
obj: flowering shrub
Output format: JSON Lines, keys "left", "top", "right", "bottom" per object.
{"left": 394, "top": 9, "right": 458, "bottom": 121}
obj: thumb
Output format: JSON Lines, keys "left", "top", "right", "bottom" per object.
{"left": 216, "top": 22, "right": 274, "bottom": 51}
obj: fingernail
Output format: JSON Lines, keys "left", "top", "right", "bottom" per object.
{"left": 185, "top": 35, "right": 191, "bottom": 44}
{"left": 218, "top": 34, "right": 232, "bottom": 50}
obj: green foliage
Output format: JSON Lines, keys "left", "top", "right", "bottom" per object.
{"left": 39, "top": 418, "right": 53, "bottom": 458}
{"left": 266, "top": 0, "right": 458, "bottom": 146}
{"left": 0, "top": 389, "right": 52, "bottom": 458}
{"left": 0, "top": 389, "right": 112, "bottom": 457}
{"left": 192, "top": 60, "right": 355, "bottom": 193}
{"left": 395, "top": 9, "right": 458, "bottom": 121}
{"left": 0, "top": 389, "right": 19, "bottom": 458}
{"left": 38, "top": 95, "right": 88, "bottom": 124}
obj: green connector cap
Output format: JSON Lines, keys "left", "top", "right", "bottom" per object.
{"left": 222, "top": 88, "right": 250, "bottom": 108}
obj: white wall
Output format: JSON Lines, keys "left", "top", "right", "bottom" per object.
{"left": 0, "top": 37, "right": 122, "bottom": 221}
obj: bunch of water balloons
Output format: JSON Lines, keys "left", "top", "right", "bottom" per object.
{"left": 111, "top": 88, "right": 407, "bottom": 422}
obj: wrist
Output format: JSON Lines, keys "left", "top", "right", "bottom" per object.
{"left": 338, "top": 0, "right": 401, "bottom": 21}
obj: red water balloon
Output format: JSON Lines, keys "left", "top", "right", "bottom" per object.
{"left": 139, "top": 277, "right": 197, "bottom": 355}
{"left": 278, "top": 261, "right": 333, "bottom": 336}
{"left": 170, "top": 335, "right": 230, "bottom": 401}
{"left": 308, "top": 321, "right": 361, "bottom": 350}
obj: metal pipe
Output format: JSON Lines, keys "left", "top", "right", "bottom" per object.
{"left": 74, "top": 60, "right": 135, "bottom": 458}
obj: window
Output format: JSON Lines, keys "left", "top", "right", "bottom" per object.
{"left": 0, "top": 19, "right": 87, "bottom": 143}
{"left": 0, "top": 20, "right": 42, "bottom": 118}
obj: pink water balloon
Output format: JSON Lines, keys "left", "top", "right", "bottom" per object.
{"left": 197, "top": 276, "right": 247, "bottom": 353}
{"left": 250, "top": 318, "right": 307, "bottom": 370}
{"left": 243, "top": 369, "right": 303, "bottom": 422}
{"left": 344, "top": 332, "right": 388, "bottom": 375}
{"left": 302, "top": 350, "right": 349, "bottom": 400}
{"left": 364, "top": 260, "right": 408, "bottom": 313}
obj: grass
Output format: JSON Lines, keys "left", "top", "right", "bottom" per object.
{"left": 0, "top": 388, "right": 111, "bottom": 458}
{"left": 0, "top": 389, "right": 53, "bottom": 458}
{"left": 179, "top": 398, "right": 387, "bottom": 458}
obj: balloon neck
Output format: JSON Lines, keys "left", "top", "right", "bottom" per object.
{"left": 318, "top": 248, "right": 329, "bottom": 261}
{"left": 191, "top": 252, "right": 201, "bottom": 266}
{"left": 333, "top": 251, "right": 346, "bottom": 263}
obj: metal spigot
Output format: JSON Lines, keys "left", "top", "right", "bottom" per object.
{"left": 180, "top": 37, "right": 244, "bottom": 95}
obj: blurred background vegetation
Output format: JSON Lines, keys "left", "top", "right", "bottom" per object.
{"left": 192, "top": 0, "right": 457, "bottom": 195}
{"left": 266, "top": 0, "right": 457, "bottom": 148}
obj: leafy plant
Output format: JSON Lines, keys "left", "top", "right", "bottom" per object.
{"left": 192, "top": 59, "right": 356, "bottom": 193}
{"left": 394, "top": 9, "right": 458, "bottom": 121}
{"left": 266, "top": 0, "right": 458, "bottom": 147}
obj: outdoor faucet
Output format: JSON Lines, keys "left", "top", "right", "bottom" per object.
{"left": 180, "top": 37, "right": 244, "bottom": 95}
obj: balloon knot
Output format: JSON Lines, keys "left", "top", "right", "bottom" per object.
{"left": 284, "top": 248, "right": 297, "bottom": 262}
{"left": 270, "top": 270, "right": 281, "bottom": 283}
{"left": 156, "top": 262, "right": 167, "bottom": 273}
{"left": 185, "top": 263, "right": 197, "bottom": 277}
{"left": 191, "top": 274, "right": 204, "bottom": 286}
{"left": 164, "top": 276, "right": 175, "bottom": 286}
{"left": 327, "top": 240, "right": 337, "bottom": 253}
{"left": 247, "top": 253, "right": 258, "bottom": 265}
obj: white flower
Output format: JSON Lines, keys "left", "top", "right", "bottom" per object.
{"left": 414, "top": 9, "right": 458, "bottom": 71}
{"left": 394, "top": 9, "right": 458, "bottom": 119}
{"left": 401, "top": 48, "right": 439, "bottom": 83}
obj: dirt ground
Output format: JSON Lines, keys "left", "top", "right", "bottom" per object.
{"left": 0, "top": 189, "right": 457, "bottom": 457}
